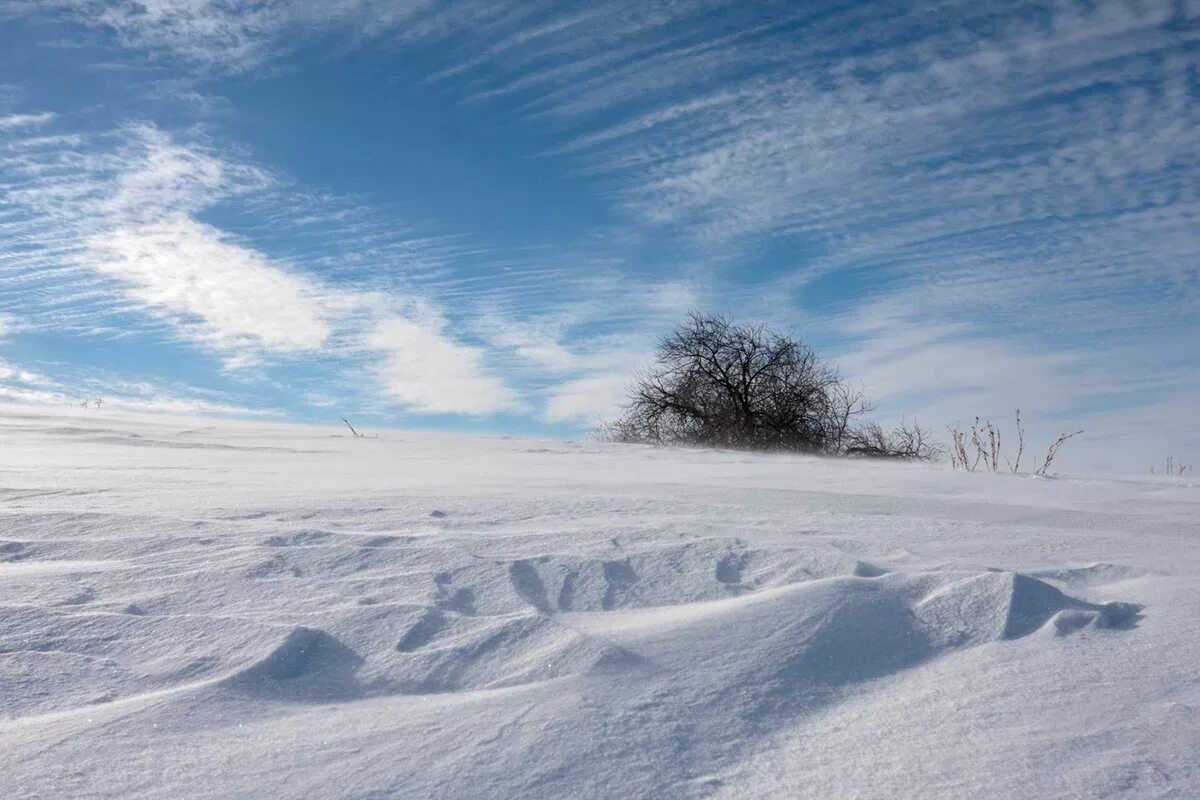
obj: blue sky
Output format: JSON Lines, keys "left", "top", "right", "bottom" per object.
{"left": 0, "top": 0, "right": 1197, "bottom": 467}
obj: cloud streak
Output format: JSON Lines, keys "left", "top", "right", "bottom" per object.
{"left": 1, "top": 121, "right": 521, "bottom": 415}
{"left": 0, "top": 112, "right": 56, "bottom": 130}
{"left": 86, "top": 217, "right": 331, "bottom": 352}
{"left": 368, "top": 312, "right": 519, "bottom": 415}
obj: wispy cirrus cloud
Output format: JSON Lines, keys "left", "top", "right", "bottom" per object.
{"left": 2, "top": 121, "right": 311, "bottom": 355}
{"left": 0, "top": 120, "right": 519, "bottom": 414}
{"left": 0, "top": 358, "right": 53, "bottom": 387}
{"left": 0, "top": 354, "right": 279, "bottom": 416}
{"left": 543, "top": 373, "right": 631, "bottom": 425}
{"left": 86, "top": 217, "right": 332, "bottom": 352}
{"left": 367, "top": 311, "right": 520, "bottom": 415}
{"left": 32, "top": 0, "right": 480, "bottom": 73}
{"left": 2, "top": 0, "right": 1197, "bottom": 465}
{"left": 0, "top": 112, "right": 56, "bottom": 130}
{"left": 42, "top": 0, "right": 1193, "bottom": 336}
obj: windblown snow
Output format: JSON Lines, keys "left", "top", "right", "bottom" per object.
{"left": 2, "top": 408, "right": 1198, "bottom": 798}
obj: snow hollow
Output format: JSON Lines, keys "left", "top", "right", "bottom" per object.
{"left": 2, "top": 407, "right": 1198, "bottom": 799}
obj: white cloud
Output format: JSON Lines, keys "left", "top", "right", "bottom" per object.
{"left": 1, "top": 120, "right": 531, "bottom": 417}
{"left": 367, "top": 313, "right": 518, "bottom": 415}
{"left": 86, "top": 217, "right": 330, "bottom": 352}
{"left": 822, "top": 294, "right": 1200, "bottom": 476}
{"left": 85, "top": 0, "right": 287, "bottom": 70}
{"left": 0, "top": 112, "right": 55, "bottom": 130}
{"left": 304, "top": 392, "right": 340, "bottom": 409}
{"left": 6, "top": 0, "right": 1197, "bottom": 444}
{"left": 478, "top": 317, "right": 577, "bottom": 373}
{"left": 543, "top": 372, "right": 629, "bottom": 424}
{"left": 1065, "top": 389, "right": 1200, "bottom": 475}
{"left": 100, "top": 124, "right": 269, "bottom": 222}
{"left": 841, "top": 329, "right": 1081, "bottom": 422}
{"left": 832, "top": 292, "right": 1090, "bottom": 415}
{"left": 101, "top": 394, "right": 280, "bottom": 416}
{"left": 0, "top": 383, "right": 279, "bottom": 417}
{"left": 40, "top": 0, "right": 447, "bottom": 72}
{"left": 3, "top": 123, "right": 328, "bottom": 361}
{"left": 0, "top": 356, "right": 276, "bottom": 417}
{"left": 507, "top": 337, "right": 576, "bottom": 372}
{"left": 0, "top": 384, "right": 73, "bottom": 406}
{"left": 0, "top": 359, "right": 53, "bottom": 386}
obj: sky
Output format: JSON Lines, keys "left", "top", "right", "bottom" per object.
{"left": 0, "top": 0, "right": 1197, "bottom": 470}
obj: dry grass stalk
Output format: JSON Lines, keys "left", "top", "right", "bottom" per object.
{"left": 948, "top": 425, "right": 970, "bottom": 470}
{"left": 949, "top": 410, "right": 1080, "bottom": 476}
{"left": 1034, "top": 430, "right": 1082, "bottom": 476}
{"left": 1153, "top": 457, "right": 1194, "bottom": 477}
{"left": 1004, "top": 410, "right": 1025, "bottom": 473}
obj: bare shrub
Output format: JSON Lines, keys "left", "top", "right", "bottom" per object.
{"left": 844, "top": 419, "right": 944, "bottom": 461}
{"left": 601, "top": 312, "right": 938, "bottom": 460}
{"left": 601, "top": 312, "right": 869, "bottom": 453}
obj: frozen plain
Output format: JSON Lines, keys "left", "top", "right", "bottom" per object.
{"left": 1, "top": 406, "right": 1198, "bottom": 799}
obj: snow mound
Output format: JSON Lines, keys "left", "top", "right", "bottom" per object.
{"left": 215, "top": 566, "right": 1126, "bottom": 710}
{"left": 220, "top": 628, "right": 364, "bottom": 702}
{"left": 577, "top": 570, "right": 1134, "bottom": 698}
{"left": 915, "top": 571, "right": 1141, "bottom": 647}
{"left": 1029, "top": 562, "right": 1151, "bottom": 586}
{"left": 417, "top": 539, "right": 886, "bottom": 615}
{"left": 217, "top": 612, "right": 637, "bottom": 702}
{"left": 380, "top": 612, "right": 638, "bottom": 693}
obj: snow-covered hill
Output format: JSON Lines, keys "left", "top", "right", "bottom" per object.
{"left": 2, "top": 407, "right": 1197, "bottom": 799}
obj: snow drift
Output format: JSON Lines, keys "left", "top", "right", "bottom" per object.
{"left": 0, "top": 407, "right": 1195, "bottom": 799}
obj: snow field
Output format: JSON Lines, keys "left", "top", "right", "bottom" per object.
{"left": 1, "top": 407, "right": 1197, "bottom": 798}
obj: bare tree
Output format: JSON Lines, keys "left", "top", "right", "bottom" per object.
{"left": 601, "top": 312, "right": 935, "bottom": 459}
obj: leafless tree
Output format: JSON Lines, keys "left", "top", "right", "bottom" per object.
{"left": 601, "top": 312, "right": 936, "bottom": 460}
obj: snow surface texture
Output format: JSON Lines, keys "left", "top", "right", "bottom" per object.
{"left": 1, "top": 407, "right": 1197, "bottom": 799}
